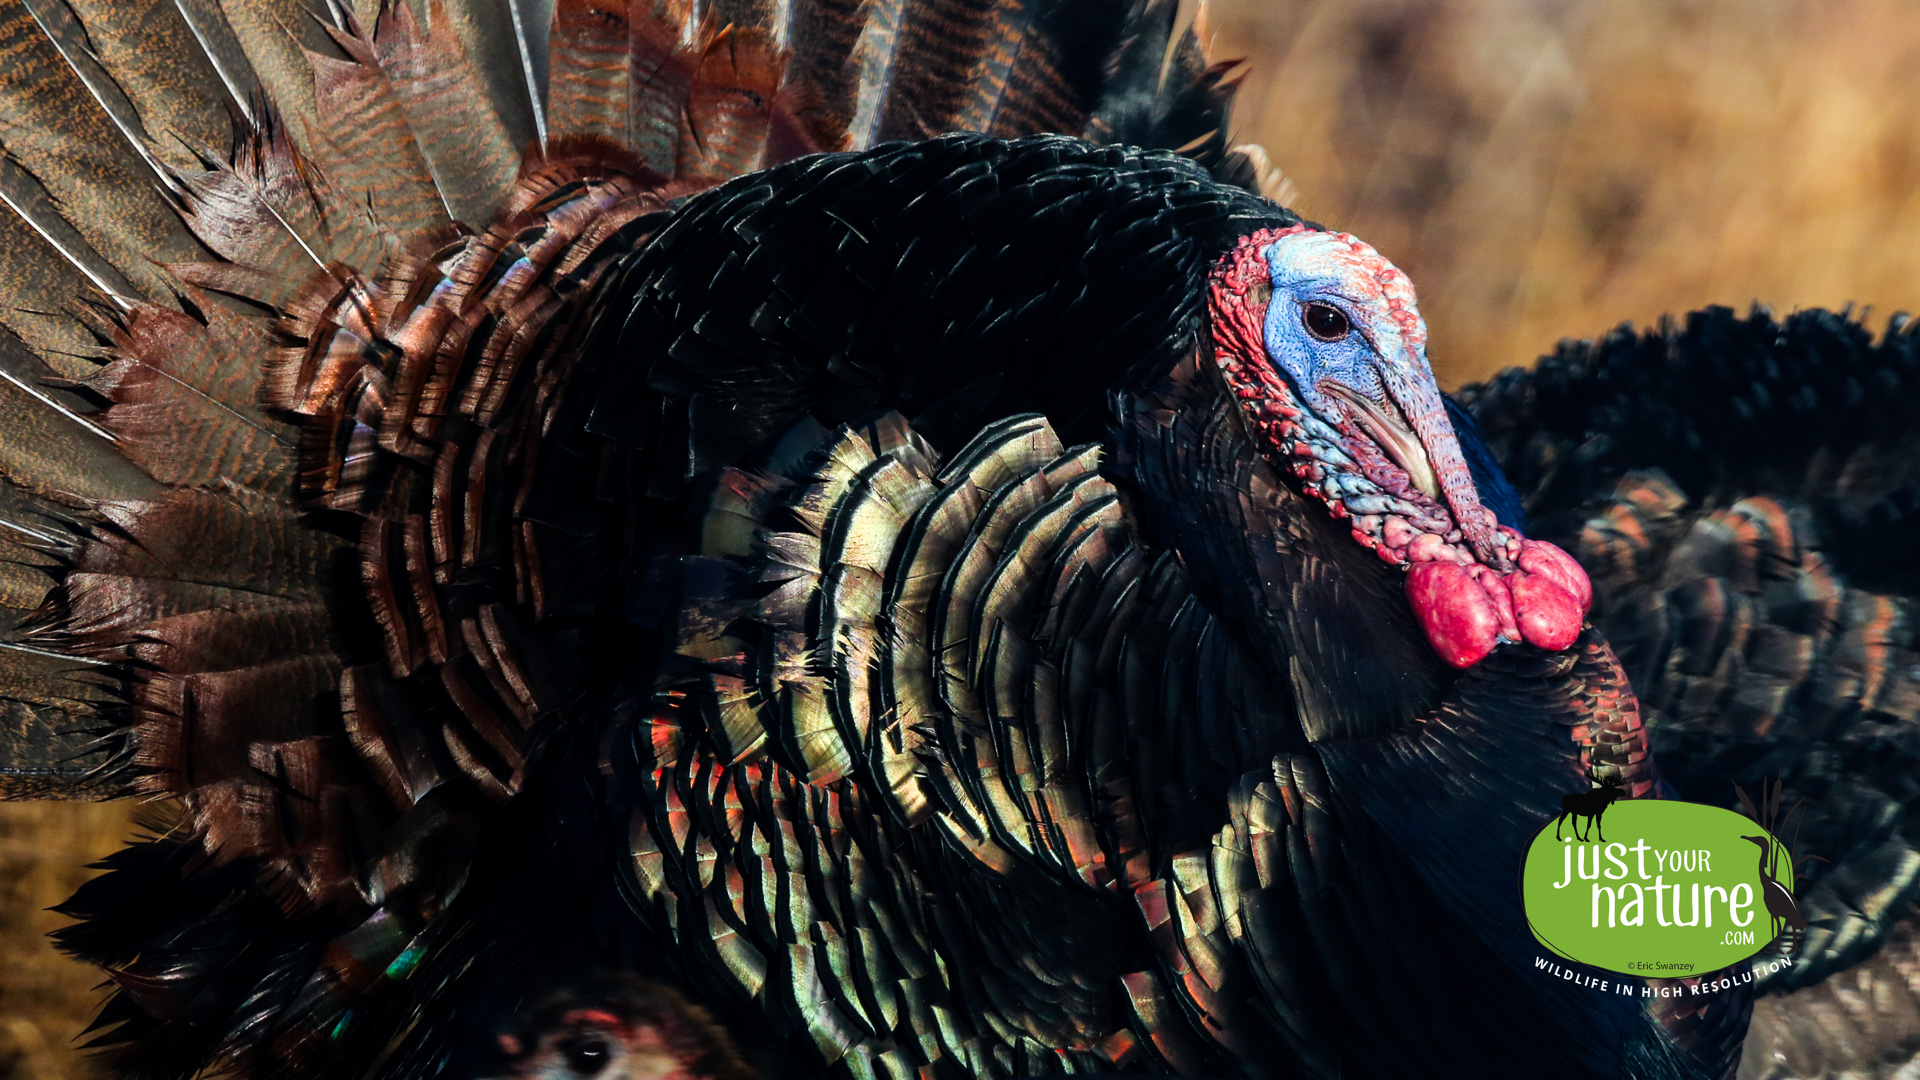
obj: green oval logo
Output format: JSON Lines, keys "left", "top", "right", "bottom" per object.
{"left": 1521, "top": 800, "right": 1795, "bottom": 977}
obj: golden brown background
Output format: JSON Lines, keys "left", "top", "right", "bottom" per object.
{"left": 1215, "top": 0, "right": 1920, "bottom": 388}
{"left": 5, "top": 0, "right": 1920, "bottom": 1077}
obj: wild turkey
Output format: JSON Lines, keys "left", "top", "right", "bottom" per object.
{"left": 0, "top": 2, "right": 1915, "bottom": 1080}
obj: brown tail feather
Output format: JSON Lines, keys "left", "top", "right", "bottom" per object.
{"left": 0, "top": 4, "right": 210, "bottom": 298}
{"left": 213, "top": 0, "right": 340, "bottom": 148}
{"left": 89, "top": 302, "right": 298, "bottom": 493}
{"left": 0, "top": 191, "right": 125, "bottom": 369}
{"left": 676, "top": 25, "right": 789, "bottom": 182}
{"left": 175, "top": 113, "right": 368, "bottom": 304}
{"left": 307, "top": 30, "right": 457, "bottom": 241}
{"left": 625, "top": 2, "right": 698, "bottom": 172}
{"left": 843, "top": 0, "right": 907, "bottom": 146}
{"left": 442, "top": 0, "right": 547, "bottom": 151}
{"left": 783, "top": 0, "right": 870, "bottom": 140}
{"left": 369, "top": 0, "right": 524, "bottom": 225}
{"left": 985, "top": 27, "right": 1090, "bottom": 138}
{"left": 878, "top": 0, "right": 1006, "bottom": 140}
{"left": 947, "top": 0, "right": 1033, "bottom": 134}
{"left": 55, "top": 0, "right": 247, "bottom": 171}
{"left": 0, "top": 643, "right": 118, "bottom": 798}
{"left": 548, "top": 0, "right": 636, "bottom": 143}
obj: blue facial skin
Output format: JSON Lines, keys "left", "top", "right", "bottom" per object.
{"left": 1259, "top": 243, "right": 1390, "bottom": 421}
{"left": 1259, "top": 243, "right": 1528, "bottom": 531}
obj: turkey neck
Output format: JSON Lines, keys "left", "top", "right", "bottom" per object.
{"left": 1111, "top": 345, "right": 1452, "bottom": 744}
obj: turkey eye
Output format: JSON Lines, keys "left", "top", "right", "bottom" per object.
{"left": 561, "top": 1037, "right": 611, "bottom": 1076}
{"left": 1303, "top": 302, "right": 1351, "bottom": 342}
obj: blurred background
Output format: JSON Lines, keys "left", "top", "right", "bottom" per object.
{"left": 4, "top": 0, "right": 1920, "bottom": 1077}
{"left": 1213, "top": 0, "right": 1920, "bottom": 388}
{"left": 1, "top": 806, "right": 126, "bottom": 1080}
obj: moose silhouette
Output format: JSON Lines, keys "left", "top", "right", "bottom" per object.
{"left": 1554, "top": 769, "right": 1626, "bottom": 842}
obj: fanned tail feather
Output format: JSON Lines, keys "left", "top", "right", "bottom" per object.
{"left": 0, "top": 0, "right": 1264, "bottom": 1074}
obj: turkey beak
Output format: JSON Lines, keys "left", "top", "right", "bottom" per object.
{"left": 1379, "top": 362, "right": 1511, "bottom": 571}
{"left": 1320, "top": 382, "right": 1441, "bottom": 501}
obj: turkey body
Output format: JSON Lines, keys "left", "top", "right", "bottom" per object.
{"left": 233, "top": 135, "right": 1722, "bottom": 1080}
{"left": 31, "top": 129, "right": 1705, "bottom": 1079}
{"left": 0, "top": 3, "right": 1915, "bottom": 1080}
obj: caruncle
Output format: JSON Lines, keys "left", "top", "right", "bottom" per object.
{"left": 1552, "top": 837, "right": 1758, "bottom": 929}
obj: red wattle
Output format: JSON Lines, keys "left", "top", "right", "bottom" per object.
{"left": 1406, "top": 561, "right": 1500, "bottom": 669}
{"left": 1406, "top": 538, "right": 1591, "bottom": 667}
{"left": 1518, "top": 539, "right": 1592, "bottom": 611}
{"left": 1510, "top": 571, "right": 1582, "bottom": 651}
{"left": 1474, "top": 567, "right": 1521, "bottom": 642}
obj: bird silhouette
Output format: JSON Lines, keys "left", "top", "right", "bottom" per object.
{"left": 1741, "top": 835, "right": 1809, "bottom": 949}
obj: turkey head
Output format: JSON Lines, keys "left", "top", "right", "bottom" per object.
{"left": 490, "top": 977, "right": 751, "bottom": 1080}
{"left": 1208, "top": 227, "right": 1592, "bottom": 668}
